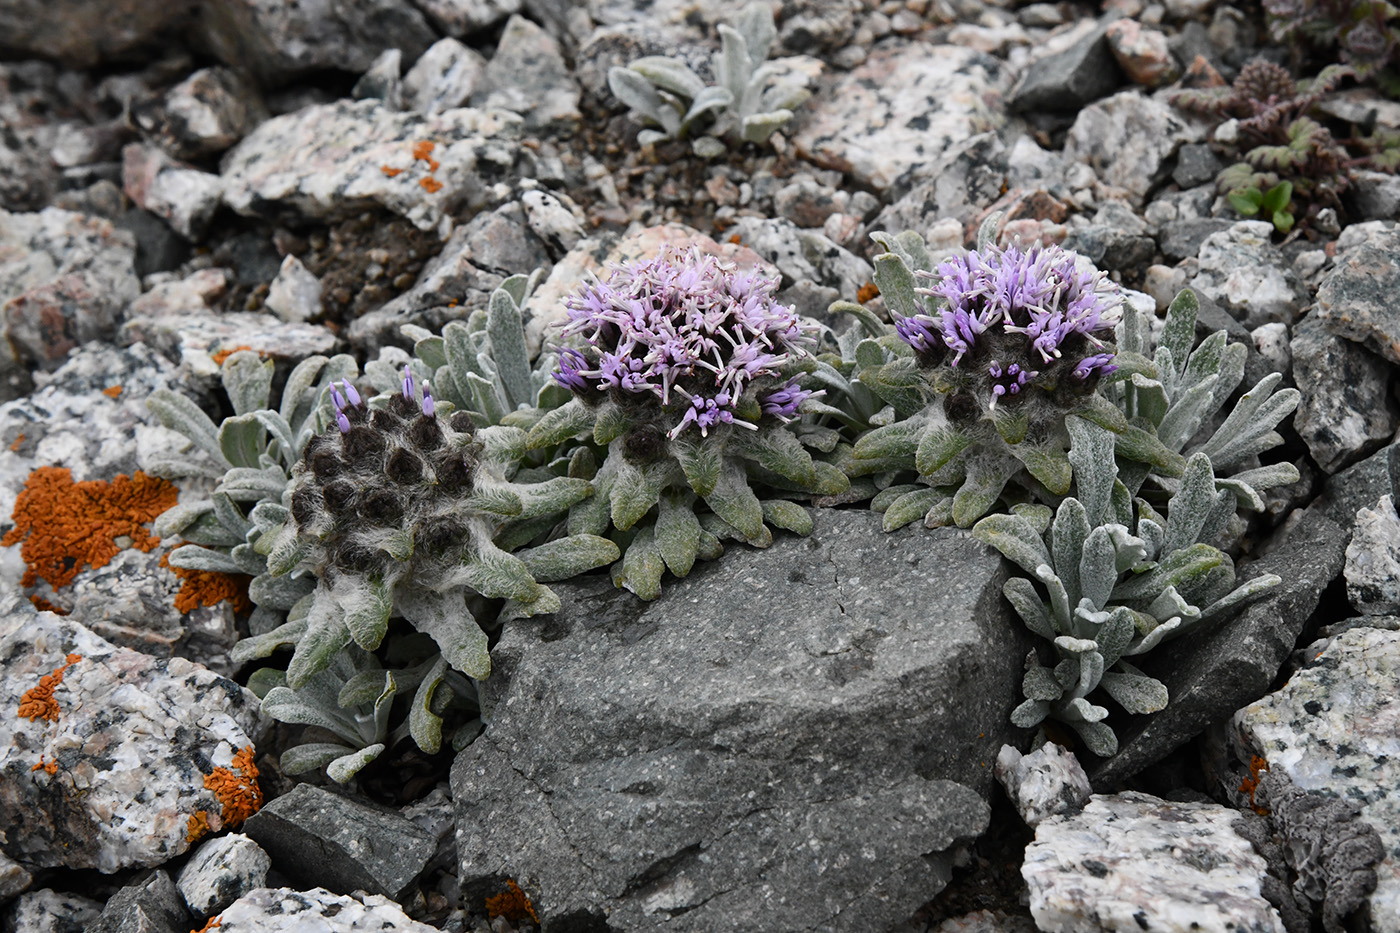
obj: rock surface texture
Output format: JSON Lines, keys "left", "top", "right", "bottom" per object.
{"left": 452, "top": 509, "right": 1028, "bottom": 931}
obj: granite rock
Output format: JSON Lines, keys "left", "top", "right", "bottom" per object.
{"left": 1, "top": 888, "right": 103, "bottom": 932}
{"left": 220, "top": 99, "right": 523, "bottom": 234}
{"left": 87, "top": 871, "right": 189, "bottom": 933}
{"left": 241, "top": 784, "right": 435, "bottom": 901}
{"left": 1105, "top": 19, "right": 1177, "bottom": 87}
{"left": 1314, "top": 442, "right": 1400, "bottom": 535}
{"left": 996, "top": 743, "right": 1092, "bottom": 829}
{"left": 352, "top": 49, "right": 404, "bottom": 108}
{"left": 1024, "top": 792, "right": 1283, "bottom": 933}
{"left": 1290, "top": 313, "right": 1396, "bottom": 475}
{"left": 176, "top": 834, "right": 271, "bottom": 919}
{"left": 726, "top": 215, "right": 873, "bottom": 297}
{"left": 1345, "top": 495, "right": 1400, "bottom": 615}
{"left": 1092, "top": 508, "right": 1348, "bottom": 787}
{"left": 1350, "top": 171, "right": 1400, "bottom": 222}
{"left": 139, "top": 67, "right": 267, "bottom": 162}
{"left": 0, "top": 603, "right": 267, "bottom": 873}
{"left": 191, "top": 0, "right": 436, "bottom": 84}
{"left": 121, "top": 144, "right": 224, "bottom": 241}
{"left": 211, "top": 887, "right": 439, "bottom": 932}
{"left": 412, "top": 0, "right": 522, "bottom": 36}
{"left": 1011, "top": 21, "right": 1122, "bottom": 112}
{"left": 452, "top": 510, "right": 1028, "bottom": 931}
{"left": 469, "top": 15, "right": 581, "bottom": 133}
{"left": 518, "top": 186, "right": 586, "bottom": 258}
{"left": 0, "top": 208, "right": 139, "bottom": 378}
{"left": 1064, "top": 90, "right": 1201, "bottom": 205}
{"left": 1172, "top": 143, "right": 1224, "bottom": 190}
{"left": 1314, "top": 223, "right": 1400, "bottom": 366}
{"left": 403, "top": 39, "right": 486, "bottom": 116}
{"left": 119, "top": 268, "right": 338, "bottom": 377}
{"left": 263, "top": 255, "right": 322, "bottom": 324}
{"left": 0, "top": 837, "right": 29, "bottom": 903}
{"left": 1190, "top": 221, "right": 1308, "bottom": 329}
{"left": 345, "top": 199, "right": 551, "bottom": 352}
{"left": 1251, "top": 322, "right": 1291, "bottom": 378}
{"left": 1232, "top": 627, "right": 1400, "bottom": 932}
{"left": 875, "top": 133, "right": 1011, "bottom": 235}
{"left": 794, "top": 40, "right": 1007, "bottom": 196}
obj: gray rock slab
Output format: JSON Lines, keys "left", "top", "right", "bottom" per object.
{"left": 0, "top": 602, "right": 267, "bottom": 873}
{"left": 1091, "top": 508, "right": 1348, "bottom": 787}
{"left": 725, "top": 215, "right": 873, "bottom": 296}
{"left": 875, "top": 133, "right": 1011, "bottom": 235}
{"left": 1024, "top": 792, "right": 1283, "bottom": 933}
{"left": 87, "top": 871, "right": 189, "bottom": 933}
{"left": 1315, "top": 223, "right": 1400, "bottom": 365}
{"left": 0, "top": 838, "right": 29, "bottom": 902}
{"left": 0, "top": 207, "right": 139, "bottom": 376}
{"left": 1315, "top": 441, "right": 1400, "bottom": 534}
{"left": 1172, "top": 142, "right": 1224, "bottom": 189}
{"left": 1010, "top": 21, "right": 1122, "bottom": 113}
{"left": 1232, "top": 626, "right": 1400, "bottom": 932}
{"left": 403, "top": 38, "right": 486, "bottom": 116}
{"left": 1, "top": 888, "right": 103, "bottom": 932}
{"left": 220, "top": 99, "right": 522, "bottom": 234}
{"left": 469, "top": 15, "right": 581, "bottom": 133}
{"left": 176, "top": 833, "right": 271, "bottom": 919}
{"left": 141, "top": 67, "right": 266, "bottom": 161}
{"left": 212, "top": 887, "right": 439, "bottom": 932}
{"left": 0, "top": 0, "right": 187, "bottom": 67}
{"left": 452, "top": 509, "right": 1032, "bottom": 931}
{"left": 793, "top": 40, "right": 1007, "bottom": 195}
{"left": 192, "top": 0, "right": 435, "bottom": 84}
{"left": 1291, "top": 313, "right": 1397, "bottom": 475}
{"left": 241, "top": 784, "right": 435, "bottom": 901}
{"left": 1063, "top": 90, "right": 1201, "bottom": 206}
{"left": 412, "top": 0, "right": 522, "bottom": 37}
{"left": 1158, "top": 217, "right": 1234, "bottom": 262}
{"left": 121, "top": 144, "right": 223, "bottom": 241}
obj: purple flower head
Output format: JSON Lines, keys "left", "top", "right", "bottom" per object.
{"left": 554, "top": 245, "right": 817, "bottom": 438}
{"left": 1072, "top": 353, "right": 1118, "bottom": 380}
{"left": 342, "top": 380, "right": 362, "bottom": 408}
{"left": 331, "top": 386, "right": 347, "bottom": 412}
{"left": 899, "top": 240, "right": 1122, "bottom": 399}
{"left": 760, "top": 379, "right": 820, "bottom": 421}
{"left": 421, "top": 382, "right": 435, "bottom": 417}
{"left": 336, "top": 410, "right": 352, "bottom": 434}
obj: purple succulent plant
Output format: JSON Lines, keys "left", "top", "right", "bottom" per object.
{"left": 553, "top": 246, "right": 818, "bottom": 438}
{"left": 896, "top": 242, "right": 1121, "bottom": 400}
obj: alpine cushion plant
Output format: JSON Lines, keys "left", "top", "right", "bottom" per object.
{"left": 973, "top": 419, "right": 1282, "bottom": 757}
{"left": 527, "top": 244, "right": 848, "bottom": 599}
{"left": 850, "top": 223, "right": 1170, "bottom": 530}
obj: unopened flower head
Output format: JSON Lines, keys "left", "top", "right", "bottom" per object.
{"left": 553, "top": 246, "right": 818, "bottom": 438}
{"left": 896, "top": 242, "right": 1121, "bottom": 399}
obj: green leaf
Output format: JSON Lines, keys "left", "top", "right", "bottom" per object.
{"left": 1024, "top": 665, "right": 1063, "bottom": 701}
{"left": 883, "top": 487, "right": 944, "bottom": 532}
{"left": 915, "top": 423, "right": 971, "bottom": 476}
{"left": 856, "top": 418, "right": 925, "bottom": 463}
{"left": 230, "top": 617, "right": 308, "bottom": 665}
{"left": 655, "top": 494, "right": 701, "bottom": 577}
{"left": 146, "top": 389, "right": 230, "bottom": 469}
{"left": 461, "top": 545, "right": 542, "bottom": 602}
{"left": 704, "top": 459, "right": 765, "bottom": 541}
{"left": 872, "top": 253, "right": 921, "bottom": 319}
{"left": 218, "top": 413, "right": 268, "bottom": 470}
{"left": 810, "top": 460, "right": 850, "bottom": 496}
{"left": 593, "top": 403, "right": 628, "bottom": 446}
{"left": 610, "top": 456, "right": 669, "bottom": 531}
{"left": 279, "top": 355, "right": 331, "bottom": 428}
{"left": 287, "top": 588, "right": 352, "bottom": 689}
{"left": 672, "top": 435, "right": 723, "bottom": 497}
{"left": 462, "top": 486, "right": 524, "bottom": 517}
{"left": 1261, "top": 180, "right": 1292, "bottom": 214}
{"left": 617, "top": 525, "right": 666, "bottom": 600}
{"left": 973, "top": 513, "right": 1052, "bottom": 576}
{"left": 280, "top": 743, "right": 356, "bottom": 776}
{"left": 728, "top": 428, "right": 818, "bottom": 488}
{"left": 165, "top": 545, "right": 244, "bottom": 574}
{"left": 409, "top": 657, "right": 450, "bottom": 754}
{"left": 526, "top": 398, "right": 593, "bottom": 450}
{"left": 487, "top": 286, "right": 534, "bottom": 410}
{"left": 398, "top": 589, "right": 490, "bottom": 680}
{"left": 1011, "top": 443, "right": 1072, "bottom": 496}
{"left": 221, "top": 351, "right": 275, "bottom": 416}
{"left": 1010, "top": 698, "right": 1050, "bottom": 728}
{"left": 1163, "top": 453, "right": 1216, "bottom": 553}
{"left": 1160, "top": 288, "right": 1199, "bottom": 383}
{"left": 761, "top": 499, "right": 812, "bottom": 535}
{"left": 339, "top": 576, "right": 393, "bottom": 651}
{"left": 952, "top": 455, "right": 1018, "bottom": 528}
{"left": 517, "top": 534, "right": 621, "bottom": 582}
{"left": 629, "top": 56, "right": 706, "bottom": 99}
{"left": 1227, "top": 188, "right": 1264, "bottom": 216}
{"left": 1078, "top": 526, "right": 1118, "bottom": 612}
{"left": 326, "top": 745, "right": 386, "bottom": 783}
{"left": 1099, "top": 668, "right": 1168, "bottom": 714}
{"left": 1004, "top": 577, "right": 1055, "bottom": 638}
{"left": 1068, "top": 720, "right": 1118, "bottom": 757}
{"left": 1051, "top": 498, "right": 1090, "bottom": 609}
{"left": 1067, "top": 416, "right": 1116, "bottom": 527}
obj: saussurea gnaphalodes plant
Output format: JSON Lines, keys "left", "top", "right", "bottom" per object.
{"left": 851, "top": 223, "right": 1180, "bottom": 530}
{"left": 526, "top": 245, "right": 848, "bottom": 599}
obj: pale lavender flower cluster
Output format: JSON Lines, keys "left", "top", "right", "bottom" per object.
{"left": 896, "top": 243, "right": 1121, "bottom": 401}
{"left": 554, "top": 246, "right": 818, "bottom": 438}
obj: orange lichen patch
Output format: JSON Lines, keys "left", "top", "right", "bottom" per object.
{"left": 159, "top": 548, "right": 252, "bottom": 615}
{"left": 102, "top": 385, "right": 122, "bottom": 398}
{"left": 857, "top": 281, "right": 880, "bottom": 304}
{"left": 412, "top": 140, "right": 435, "bottom": 161}
{"left": 17, "top": 653, "right": 82, "bottom": 722}
{"left": 1239, "top": 755, "right": 1271, "bottom": 815}
{"left": 9, "top": 433, "right": 23, "bottom": 451}
{"left": 728, "top": 233, "right": 743, "bottom": 245}
{"left": 419, "top": 177, "right": 444, "bottom": 194}
{"left": 203, "top": 745, "right": 263, "bottom": 829}
{"left": 191, "top": 916, "right": 221, "bottom": 933}
{"left": 210, "top": 345, "right": 255, "bottom": 366}
{"left": 485, "top": 879, "right": 539, "bottom": 924}
{"left": 30, "top": 756, "right": 58, "bottom": 775}
{"left": 381, "top": 165, "right": 405, "bottom": 177}
{"left": 187, "top": 810, "right": 211, "bottom": 843}
{"left": 3, "top": 466, "right": 178, "bottom": 590}
{"left": 29, "top": 594, "right": 68, "bottom": 615}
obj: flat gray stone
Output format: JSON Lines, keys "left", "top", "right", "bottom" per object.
{"left": 452, "top": 509, "right": 1030, "bottom": 931}
{"left": 1291, "top": 313, "right": 1397, "bottom": 475}
{"left": 176, "top": 834, "right": 271, "bottom": 919}
{"left": 413, "top": 0, "right": 521, "bottom": 36}
{"left": 403, "top": 38, "right": 486, "bottom": 116}
{"left": 0, "top": 603, "right": 267, "bottom": 873}
{"left": 220, "top": 99, "right": 522, "bottom": 234}
{"left": 1092, "top": 508, "right": 1348, "bottom": 787}
{"left": 1190, "top": 221, "right": 1308, "bottom": 329}
{"left": 1010, "top": 21, "right": 1122, "bottom": 113}
{"left": 794, "top": 40, "right": 1007, "bottom": 195}
{"left": 2, "top": 888, "right": 103, "bottom": 932}
{"left": 121, "top": 144, "right": 223, "bottom": 241}
{"left": 1315, "top": 223, "right": 1400, "bottom": 366}
{"left": 1158, "top": 217, "right": 1234, "bottom": 262}
{"left": 469, "top": 15, "right": 580, "bottom": 133}
{"left": 725, "top": 215, "right": 873, "bottom": 296}
{"left": 1024, "top": 792, "right": 1283, "bottom": 933}
{"left": 1232, "top": 627, "right": 1400, "bottom": 932}
{"left": 996, "top": 743, "right": 1092, "bottom": 829}
{"left": 141, "top": 67, "right": 266, "bottom": 162}
{"left": 1315, "top": 442, "right": 1400, "bottom": 534}
{"left": 0, "top": 0, "right": 187, "bottom": 67}
{"left": 1346, "top": 494, "right": 1400, "bottom": 615}
{"left": 87, "top": 871, "right": 189, "bottom": 933}
{"left": 241, "top": 784, "right": 435, "bottom": 902}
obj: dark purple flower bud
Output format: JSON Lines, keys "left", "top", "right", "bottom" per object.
{"left": 402, "top": 367, "right": 415, "bottom": 401}
{"left": 422, "top": 382, "right": 435, "bottom": 417}
{"left": 343, "top": 380, "right": 362, "bottom": 408}
{"left": 336, "top": 410, "right": 351, "bottom": 434}
{"left": 331, "top": 386, "right": 347, "bottom": 412}
{"left": 1072, "top": 353, "right": 1118, "bottom": 380}
{"left": 554, "top": 347, "right": 594, "bottom": 393}
{"left": 988, "top": 360, "right": 1036, "bottom": 405}
{"left": 760, "top": 379, "right": 818, "bottom": 420}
